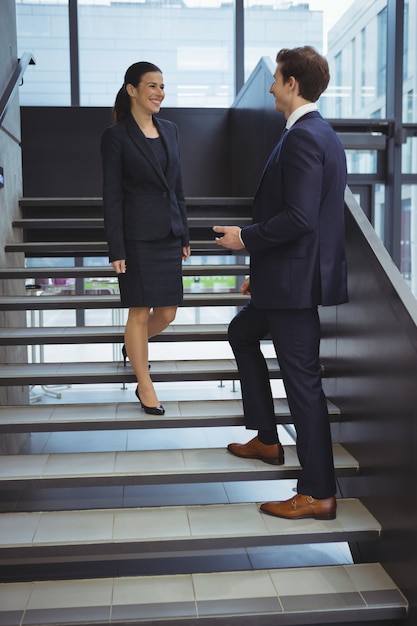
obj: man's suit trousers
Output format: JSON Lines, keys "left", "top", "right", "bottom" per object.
{"left": 228, "top": 301, "right": 336, "bottom": 499}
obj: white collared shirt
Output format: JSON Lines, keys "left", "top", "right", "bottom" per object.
{"left": 285, "top": 102, "right": 318, "bottom": 130}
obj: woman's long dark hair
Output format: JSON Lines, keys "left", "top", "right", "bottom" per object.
{"left": 112, "top": 61, "right": 162, "bottom": 123}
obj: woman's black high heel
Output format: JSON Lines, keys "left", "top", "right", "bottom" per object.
{"left": 135, "top": 386, "right": 165, "bottom": 415}
{"left": 122, "top": 345, "right": 151, "bottom": 369}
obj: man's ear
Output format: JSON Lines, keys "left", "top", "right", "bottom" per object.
{"left": 287, "top": 75, "right": 298, "bottom": 91}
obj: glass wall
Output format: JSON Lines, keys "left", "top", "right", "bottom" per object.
{"left": 15, "top": 0, "right": 70, "bottom": 105}
{"left": 14, "top": 0, "right": 417, "bottom": 297}
{"left": 16, "top": 0, "right": 360, "bottom": 109}
{"left": 20, "top": 0, "right": 413, "bottom": 118}
{"left": 243, "top": 1, "right": 323, "bottom": 83}
{"left": 405, "top": 184, "right": 417, "bottom": 294}
{"left": 403, "top": 0, "right": 417, "bottom": 122}
{"left": 325, "top": 1, "right": 387, "bottom": 119}
{"left": 78, "top": 1, "right": 234, "bottom": 107}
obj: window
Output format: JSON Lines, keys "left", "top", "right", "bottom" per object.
{"left": 377, "top": 6, "right": 387, "bottom": 99}
{"left": 16, "top": 2, "right": 71, "bottom": 105}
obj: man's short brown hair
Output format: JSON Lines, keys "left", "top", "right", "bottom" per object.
{"left": 276, "top": 46, "right": 330, "bottom": 102}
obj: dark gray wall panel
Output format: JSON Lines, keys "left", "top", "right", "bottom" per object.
{"left": 230, "top": 58, "right": 285, "bottom": 196}
{"left": 20, "top": 107, "right": 232, "bottom": 198}
{"left": 331, "top": 190, "right": 417, "bottom": 625}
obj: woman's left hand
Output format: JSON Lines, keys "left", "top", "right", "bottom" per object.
{"left": 182, "top": 246, "right": 191, "bottom": 261}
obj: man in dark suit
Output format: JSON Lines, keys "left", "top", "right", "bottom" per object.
{"left": 213, "top": 46, "right": 347, "bottom": 520}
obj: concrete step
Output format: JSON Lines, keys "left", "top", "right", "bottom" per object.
{"left": 0, "top": 398, "right": 340, "bottom": 433}
{"left": 0, "top": 562, "right": 407, "bottom": 625}
{"left": 0, "top": 443, "right": 358, "bottom": 489}
{"left": 0, "top": 499, "right": 379, "bottom": 563}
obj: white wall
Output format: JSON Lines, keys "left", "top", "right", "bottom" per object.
{"left": 0, "top": 0, "right": 29, "bottom": 416}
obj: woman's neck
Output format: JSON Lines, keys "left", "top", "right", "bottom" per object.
{"left": 131, "top": 109, "right": 159, "bottom": 138}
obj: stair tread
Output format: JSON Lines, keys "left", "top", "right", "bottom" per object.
{"left": 0, "top": 499, "right": 380, "bottom": 555}
{"left": 0, "top": 323, "right": 230, "bottom": 345}
{"left": 13, "top": 218, "right": 106, "bottom": 227}
{"left": 0, "top": 323, "right": 334, "bottom": 345}
{"left": 5, "top": 240, "right": 227, "bottom": 254}
{"left": 19, "top": 196, "right": 253, "bottom": 207}
{"left": 0, "top": 292, "right": 246, "bottom": 309}
{"left": 0, "top": 563, "right": 407, "bottom": 624}
{"left": 0, "top": 358, "right": 285, "bottom": 386}
{"left": 6, "top": 241, "right": 118, "bottom": 250}
{"left": 0, "top": 443, "right": 358, "bottom": 487}
{"left": 12, "top": 216, "right": 252, "bottom": 228}
{"left": 0, "top": 264, "right": 248, "bottom": 279}
{"left": 0, "top": 398, "right": 340, "bottom": 432}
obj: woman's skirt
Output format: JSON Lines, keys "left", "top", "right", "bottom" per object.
{"left": 118, "top": 233, "right": 184, "bottom": 308}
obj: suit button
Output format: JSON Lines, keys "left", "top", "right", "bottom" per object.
{"left": 162, "top": 192, "right": 168, "bottom": 198}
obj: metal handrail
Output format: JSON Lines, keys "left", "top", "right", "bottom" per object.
{"left": 0, "top": 52, "right": 35, "bottom": 128}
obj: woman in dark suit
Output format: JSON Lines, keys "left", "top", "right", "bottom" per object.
{"left": 101, "top": 62, "right": 190, "bottom": 415}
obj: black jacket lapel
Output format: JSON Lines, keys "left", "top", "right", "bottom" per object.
{"left": 125, "top": 113, "right": 168, "bottom": 187}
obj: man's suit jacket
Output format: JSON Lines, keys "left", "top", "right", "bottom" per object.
{"left": 101, "top": 112, "right": 189, "bottom": 262}
{"left": 241, "top": 111, "right": 348, "bottom": 309}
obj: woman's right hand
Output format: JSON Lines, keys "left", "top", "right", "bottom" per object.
{"left": 240, "top": 276, "right": 251, "bottom": 295}
{"left": 111, "top": 259, "right": 126, "bottom": 274}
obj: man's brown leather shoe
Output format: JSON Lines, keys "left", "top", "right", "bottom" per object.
{"left": 227, "top": 436, "right": 284, "bottom": 466}
{"left": 260, "top": 494, "right": 336, "bottom": 520}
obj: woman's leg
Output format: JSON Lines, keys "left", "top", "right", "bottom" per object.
{"left": 124, "top": 305, "right": 178, "bottom": 407}
{"left": 147, "top": 305, "right": 178, "bottom": 338}
{"left": 124, "top": 307, "right": 157, "bottom": 407}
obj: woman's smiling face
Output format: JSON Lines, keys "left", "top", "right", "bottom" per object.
{"left": 127, "top": 71, "right": 165, "bottom": 115}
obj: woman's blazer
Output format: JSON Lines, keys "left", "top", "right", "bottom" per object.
{"left": 241, "top": 111, "right": 348, "bottom": 310}
{"left": 101, "top": 112, "right": 189, "bottom": 262}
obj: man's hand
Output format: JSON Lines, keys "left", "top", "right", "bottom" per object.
{"left": 213, "top": 225, "right": 245, "bottom": 250}
{"left": 111, "top": 259, "right": 126, "bottom": 274}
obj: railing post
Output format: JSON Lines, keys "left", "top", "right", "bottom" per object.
{"left": 385, "top": 0, "right": 405, "bottom": 269}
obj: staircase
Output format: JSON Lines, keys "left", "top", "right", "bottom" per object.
{"left": 0, "top": 197, "right": 408, "bottom": 626}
